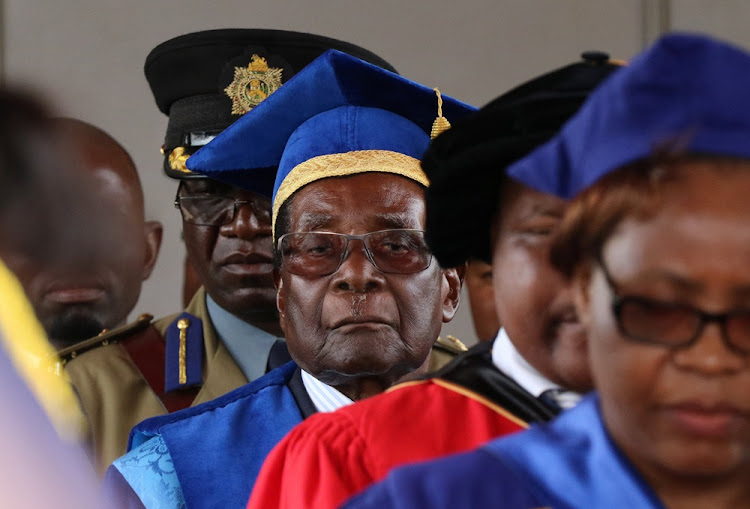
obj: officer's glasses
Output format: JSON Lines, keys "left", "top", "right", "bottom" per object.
{"left": 278, "top": 229, "right": 432, "bottom": 277}
{"left": 599, "top": 256, "right": 750, "bottom": 354}
{"left": 174, "top": 188, "right": 272, "bottom": 227}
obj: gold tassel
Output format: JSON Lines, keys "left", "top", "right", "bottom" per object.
{"left": 430, "top": 88, "right": 452, "bottom": 139}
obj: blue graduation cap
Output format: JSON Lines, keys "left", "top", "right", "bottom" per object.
{"left": 506, "top": 32, "right": 750, "bottom": 198}
{"left": 186, "top": 49, "right": 476, "bottom": 232}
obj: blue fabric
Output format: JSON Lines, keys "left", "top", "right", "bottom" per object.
{"left": 119, "top": 362, "right": 303, "bottom": 509}
{"left": 344, "top": 394, "right": 666, "bottom": 509}
{"left": 507, "top": 32, "right": 750, "bottom": 199}
{"left": 277, "top": 106, "right": 430, "bottom": 189}
{"left": 108, "top": 436, "right": 186, "bottom": 509}
{"left": 186, "top": 49, "right": 476, "bottom": 193}
{"left": 164, "top": 312, "right": 203, "bottom": 392}
{"left": 205, "top": 295, "right": 279, "bottom": 382}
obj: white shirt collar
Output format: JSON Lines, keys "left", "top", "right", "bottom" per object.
{"left": 491, "top": 328, "right": 577, "bottom": 399}
{"left": 300, "top": 369, "right": 354, "bottom": 413}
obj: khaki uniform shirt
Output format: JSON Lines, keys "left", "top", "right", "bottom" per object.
{"left": 64, "top": 287, "right": 248, "bottom": 473}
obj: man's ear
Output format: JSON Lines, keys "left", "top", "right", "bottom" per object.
{"left": 273, "top": 266, "right": 282, "bottom": 291}
{"left": 140, "top": 220, "right": 163, "bottom": 281}
{"left": 274, "top": 267, "right": 287, "bottom": 334}
{"left": 441, "top": 263, "right": 465, "bottom": 323}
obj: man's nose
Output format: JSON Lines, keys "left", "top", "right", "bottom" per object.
{"left": 330, "top": 240, "right": 385, "bottom": 293}
{"left": 219, "top": 201, "right": 271, "bottom": 240}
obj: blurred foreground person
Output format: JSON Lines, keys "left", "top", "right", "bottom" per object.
{"left": 2, "top": 118, "right": 162, "bottom": 350}
{"left": 105, "top": 50, "right": 473, "bottom": 509}
{"left": 61, "top": 29, "right": 401, "bottom": 473}
{"left": 0, "top": 89, "right": 109, "bottom": 508}
{"left": 247, "top": 52, "right": 620, "bottom": 509}
{"left": 347, "top": 33, "right": 750, "bottom": 509}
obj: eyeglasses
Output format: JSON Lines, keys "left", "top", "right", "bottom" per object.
{"left": 174, "top": 188, "right": 272, "bottom": 227}
{"left": 278, "top": 229, "right": 432, "bottom": 277}
{"left": 598, "top": 257, "right": 750, "bottom": 355}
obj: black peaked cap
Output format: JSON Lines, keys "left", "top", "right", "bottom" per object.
{"left": 423, "top": 52, "right": 622, "bottom": 267}
{"left": 145, "top": 29, "right": 397, "bottom": 182}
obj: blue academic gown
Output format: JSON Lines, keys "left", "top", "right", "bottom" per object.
{"left": 344, "top": 394, "right": 667, "bottom": 509}
{"left": 105, "top": 361, "right": 312, "bottom": 509}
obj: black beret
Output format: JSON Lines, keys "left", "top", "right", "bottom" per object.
{"left": 423, "top": 52, "right": 623, "bottom": 267}
{"left": 145, "top": 29, "right": 397, "bottom": 181}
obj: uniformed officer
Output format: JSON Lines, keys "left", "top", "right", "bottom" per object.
{"left": 60, "top": 29, "right": 457, "bottom": 475}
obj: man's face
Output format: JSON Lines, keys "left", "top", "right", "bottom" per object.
{"left": 2, "top": 139, "right": 161, "bottom": 348}
{"left": 179, "top": 178, "right": 277, "bottom": 320}
{"left": 276, "top": 173, "right": 461, "bottom": 396}
{"left": 491, "top": 180, "right": 591, "bottom": 392}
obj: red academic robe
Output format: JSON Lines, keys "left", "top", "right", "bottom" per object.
{"left": 247, "top": 378, "right": 528, "bottom": 509}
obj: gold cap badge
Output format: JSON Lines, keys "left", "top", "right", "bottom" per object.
{"left": 224, "top": 54, "right": 283, "bottom": 115}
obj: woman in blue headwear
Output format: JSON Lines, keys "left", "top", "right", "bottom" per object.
{"left": 345, "top": 32, "right": 750, "bottom": 509}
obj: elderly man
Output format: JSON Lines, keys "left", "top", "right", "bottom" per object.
{"left": 1, "top": 118, "right": 163, "bottom": 350}
{"left": 60, "top": 29, "right": 410, "bottom": 473}
{"left": 104, "top": 50, "right": 473, "bottom": 509}
{"left": 247, "top": 52, "right": 622, "bottom": 509}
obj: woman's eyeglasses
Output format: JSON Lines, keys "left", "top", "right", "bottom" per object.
{"left": 598, "top": 257, "right": 750, "bottom": 355}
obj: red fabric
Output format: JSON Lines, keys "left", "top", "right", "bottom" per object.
{"left": 247, "top": 379, "right": 526, "bottom": 509}
{"left": 119, "top": 325, "right": 198, "bottom": 412}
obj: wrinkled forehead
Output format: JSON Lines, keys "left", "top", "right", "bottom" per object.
{"left": 288, "top": 172, "right": 426, "bottom": 232}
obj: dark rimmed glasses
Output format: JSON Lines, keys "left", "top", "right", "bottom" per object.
{"left": 174, "top": 188, "right": 272, "bottom": 226}
{"left": 278, "top": 229, "right": 432, "bottom": 277}
{"left": 598, "top": 257, "right": 750, "bottom": 354}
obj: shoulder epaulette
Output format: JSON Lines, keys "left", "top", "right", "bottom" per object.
{"left": 434, "top": 334, "right": 469, "bottom": 355}
{"left": 57, "top": 313, "right": 154, "bottom": 364}
{"left": 164, "top": 312, "right": 203, "bottom": 392}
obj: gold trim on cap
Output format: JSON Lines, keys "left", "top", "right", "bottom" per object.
{"left": 272, "top": 149, "right": 429, "bottom": 236}
{"left": 169, "top": 147, "right": 191, "bottom": 174}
